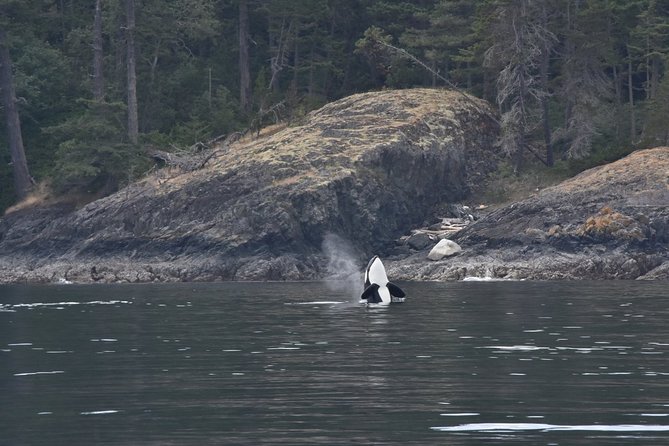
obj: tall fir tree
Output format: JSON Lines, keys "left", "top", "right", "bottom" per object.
{"left": 483, "top": 0, "right": 556, "bottom": 172}
{"left": 553, "top": 0, "right": 614, "bottom": 159}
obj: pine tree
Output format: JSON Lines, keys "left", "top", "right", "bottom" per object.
{"left": 633, "top": 0, "right": 669, "bottom": 101}
{"left": 93, "top": 0, "right": 105, "bottom": 101}
{"left": 483, "top": 0, "right": 556, "bottom": 172}
{"left": 400, "top": 0, "right": 476, "bottom": 88}
{"left": 125, "top": 0, "right": 139, "bottom": 144}
{"left": 553, "top": 0, "right": 614, "bottom": 159}
{"left": 46, "top": 100, "right": 143, "bottom": 194}
{"left": 644, "top": 58, "right": 669, "bottom": 144}
{"left": 632, "top": 0, "right": 669, "bottom": 141}
{"left": 239, "top": 0, "right": 252, "bottom": 113}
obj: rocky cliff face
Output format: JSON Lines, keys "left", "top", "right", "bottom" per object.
{"left": 387, "top": 146, "right": 669, "bottom": 280}
{"left": 0, "top": 88, "right": 499, "bottom": 283}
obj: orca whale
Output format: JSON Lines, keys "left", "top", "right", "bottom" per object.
{"left": 360, "top": 256, "right": 406, "bottom": 305}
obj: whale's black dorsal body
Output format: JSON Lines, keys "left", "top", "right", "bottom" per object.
{"left": 361, "top": 256, "right": 406, "bottom": 305}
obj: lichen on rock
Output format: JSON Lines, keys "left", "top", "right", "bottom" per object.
{"left": 0, "top": 88, "right": 500, "bottom": 283}
{"left": 387, "top": 146, "right": 669, "bottom": 280}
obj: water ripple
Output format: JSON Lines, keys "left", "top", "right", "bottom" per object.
{"left": 2, "top": 300, "right": 131, "bottom": 310}
{"left": 432, "top": 423, "right": 669, "bottom": 432}
{"left": 14, "top": 370, "right": 65, "bottom": 377}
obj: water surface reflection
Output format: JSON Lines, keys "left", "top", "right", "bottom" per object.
{"left": 1, "top": 281, "right": 668, "bottom": 445}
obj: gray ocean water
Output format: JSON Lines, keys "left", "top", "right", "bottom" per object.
{"left": 1, "top": 281, "right": 669, "bottom": 445}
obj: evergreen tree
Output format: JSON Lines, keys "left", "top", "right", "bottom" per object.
{"left": 238, "top": 0, "right": 252, "bottom": 113}
{"left": 46, "top": 100, "right": 144, "bottom": 194}
{"left": 633, "top": 0, "right": 669, "bottom": 101}
{"left": 125, "top": 0, "right": 138, "bottom": 144}
{"left": 400, "top": 0, "right": 475, "bottom": 88}
{"left": 636, "top": 0, "right": 669, "bottom": 143}
{"left": 644, "top": 57, "right": 669, "bottom": 144}
{"left": 632, "top": 0, "right": 669, "bottom": 141}
{"left": 483, "top": 0, "right": 556, "bottom": 172}
{"left": 93, "top": 0, "right": 104, "bottom": 101}
{"left": 2, "top": 0, "right": 669, "bottom": 211}
{"left": 553, "top": 0, "right": 614, "bottom": 159}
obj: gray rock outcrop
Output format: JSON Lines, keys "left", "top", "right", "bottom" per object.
{"left": 0, "top": 88, "right": 499, "bottom": 283}
{"left": 387, "top": 146, "right": 669, "bottom": 280}
{"left": 3, "top": 90, "right": 667, "bottom": 283}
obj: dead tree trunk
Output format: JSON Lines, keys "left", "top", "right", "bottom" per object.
{"left": 93, "top": 0, "right": 105, "bottom": 101}
{"left": 627, "top": 44, "right": 636, "bottom": 141}
{"left": 239, "top": 0, "right": 251, "bottom": 113}
{"left": 269, "top": 17, "right": 292, "bottom": 92}
{"left": 125, "top": 0, "right": 139, "bottom": 144}
{"left": 0, "top": 29, "right": 32, "bottom": 200}
{"left": 539, "top": 4, "right": 553, "bottom": 167}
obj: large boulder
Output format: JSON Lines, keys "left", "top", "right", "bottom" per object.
{"left": 427, "top": 239, "right": 462, "bottom": 261}
{"left": 0, "top": 88, "right": 499, "bottom": 283}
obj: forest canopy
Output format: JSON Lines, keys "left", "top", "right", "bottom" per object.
{"left": 1, "top": 0, "right": 668, "bottom": 211}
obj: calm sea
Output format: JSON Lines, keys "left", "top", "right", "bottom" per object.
{"left": 1, "top": 281, "right": 668, "bottom": 445}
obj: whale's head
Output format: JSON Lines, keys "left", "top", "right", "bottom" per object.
{"left": 365, "top": 256, "right": 388, "bottom": 286}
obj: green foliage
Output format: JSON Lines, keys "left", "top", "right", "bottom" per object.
{"left": 566, "top": 145, "right": 638, "bottom": 175}
{"left": 643, "top": 66, "right": 669, "bottom": 145}
{"left": 400, "top": 0, "right": 477, "bottom": 87}
{"left": 355, "top": 26, "right": 396, "bottom": 84}
{"left": 13, "top": 38, "right": 74, "bottom": 116}
{"left": 170, "top": 86, "right": 240, "bottom": 146}
{"left": 2, "top": 0, "right": 669, "bottom": 213}
{"left": 481, "top": 158, "right": 572, "bottom": 205}
{"left": 44, "top": 101, "right": 148, "bottom": 194}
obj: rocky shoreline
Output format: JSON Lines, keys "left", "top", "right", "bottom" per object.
{"left": 0, "top": 89, "right": 667, "bottom": 283}
{"left": 387, "top": 147, "right": 669, "bottom": 281}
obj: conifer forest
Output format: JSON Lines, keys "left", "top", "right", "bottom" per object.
{"left": 1, "top": 0, "right": 668, "bottom": 211}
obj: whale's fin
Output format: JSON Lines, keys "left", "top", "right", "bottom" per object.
{"left": 387, "top": 282, "right": 406, "bottom": 298}
{"left": 361, "top": 283, "right": 382, "bottom": 303}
